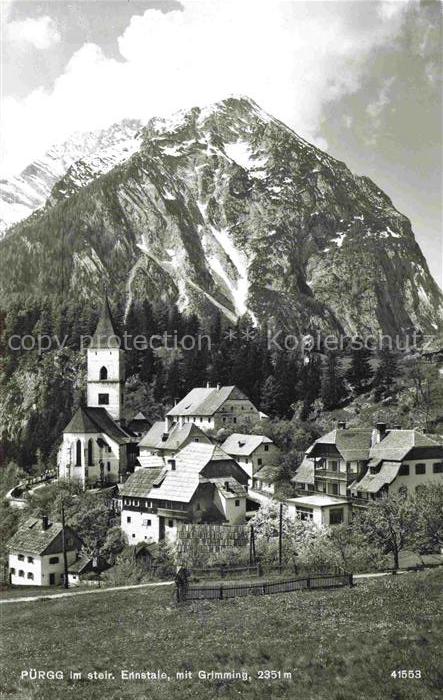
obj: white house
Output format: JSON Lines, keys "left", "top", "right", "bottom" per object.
{"left": 119, "top": 441, "right": 249, "bottom": 544}
{"left": 220, "top": 433, "right": 280, "bottom": 482}
{"left": 285, "top": 495, "right": 352, "bottom": 526}
{"left": 7, "top": 516, "right": 81, "bottom": 586}
{"left": 165, "top": 385, "right": 261, "bottom": 432}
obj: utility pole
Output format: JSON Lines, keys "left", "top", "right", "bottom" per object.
{"left": 61, "top": 501, "right": 69, "bottom": 589}
{"left": 278, "top": 503, "right": 283, "bottom": 574}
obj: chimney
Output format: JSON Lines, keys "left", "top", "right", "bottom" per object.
{"left": 164, "top": 417, "right": 168, "bottom": 433}
{"left": 42, "top": 515, "right": 49, "bottom": 530}
{"left": 206, "top": 381, "right": 210, "bottom": 388}
{"left": 217, "top": 383, "right": 221, "bottom": 391}
{"left": 168, "top": 459, "right": 176, "bottom": 471}
{"left": 372, "top": 422, "right": 387, "bottom": 446}
{"left": 337, "top": 421, "right": 346, "bottom": 430}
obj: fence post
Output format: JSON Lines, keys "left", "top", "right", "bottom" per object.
{"left": 219, "top": 585, "right": 223, "bottom": 600}
{"left": 348, "top": 573, "right": 354, "bottom": 587}
{"left": 306, "top": 577, "right": 311, "bottom": 590}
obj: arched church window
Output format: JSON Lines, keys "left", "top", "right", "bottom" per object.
{"left": 100, "top": 366, "right": 108, "bottom": 380}
{"left": 75, "top": 440, "right": 82, "bottom": 467}
{"left": 87, "top": 439, "right": 94, "bottom": 466}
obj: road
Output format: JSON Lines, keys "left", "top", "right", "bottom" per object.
{"left": 0, "top": 580, "right": 175, "bottom": 605}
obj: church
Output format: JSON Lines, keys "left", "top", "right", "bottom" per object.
{"left": 57, "top": 299, "right": 140, "bottom": 489}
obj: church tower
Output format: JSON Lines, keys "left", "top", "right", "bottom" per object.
{"left": 87, "top": 298, "right": 125, "bottom": 422}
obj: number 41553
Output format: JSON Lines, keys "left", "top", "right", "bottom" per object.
{"left": 391, "top": 670, "right": 421, "bottom": 679}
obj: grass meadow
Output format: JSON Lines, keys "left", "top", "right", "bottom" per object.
{"left": 1, "top": 568, "right": 442, "bottom": 700}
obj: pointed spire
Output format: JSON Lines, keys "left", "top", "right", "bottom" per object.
{"left": 89, "top": 296, "right": 120, "bottom": 349}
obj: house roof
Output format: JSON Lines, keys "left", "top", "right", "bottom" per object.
{"left": 212, "top": 478, "right": 247, "bottom": 498}
{"left": 7, "top": 518, "right": 78, "bottom": 555}
{"left": 307, "top": 428, "right": 373, "bottom": 462}
{"left": 166, "top": 386, "right": 248, "bottom": 417}
{"left": 138, "top": 421, "right": 211, "bottom": 451}
{"left": 119, "top": 468, "right": 166, "bottom": 498}
{"left": 351, "top": 461, "right": 402, "bottom": 494}
{"left": 253, "top": 465, "right": 281, "bottom": 483}
{"left": 68, "top": 556, "right": 93, "bottom": 574}
{"left": 132, "top": 412, "right": 148, "bottom": 421}
{"left": 368, "top": 430, "right": 441, "bottom": 464}
{"left": 64, "top": 406, "right": 132, "bottom": 445}
{"left": 89, "top": 297, "right": 120, "bottom": 349}
{"left": 286, "top": 495, "right": 349, "bottom": 508}
{"left": 221, "top": 433, "right": 272, "bottom": 456}
{"left": 147, "top": 442, "right": 233, "bottom": 503}
{"left": 291, "top": 457, "right": 315, "bottom": 485}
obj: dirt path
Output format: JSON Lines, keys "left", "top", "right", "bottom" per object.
{"left": 0, "top": 580, "right": 175, "bottom": 605}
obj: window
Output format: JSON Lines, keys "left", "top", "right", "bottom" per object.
{"left": 168, "top": 520, "right": 174, "bottom": 528}
{"left": 235, "top": 499, "right": 240, "bottom": 507}
{"left": 133, "top": 499, "right": 139, "bottom": 507}
{"left": 264, "top": 444, "right": 269, "bottom": 452}
{"left": 399, "top": 464, "right": 409, "bottom": 476}
{"left": 76, "top": 439, "right": 82, "bottom": 467}
{"left": 415, "top": 463, "right": 426, "bottom": 475}
{"left": 433, "top": 463, "right": 443, "bottom": 474}
{"left": 126, "top": 516, "right": 131, "bottom": 523}
{"left": 99, "top": 366, "right": 108, "bottom": 380}
{"left": 329, "top": 460, "right": 338, "bottom": 472}
{"left": 49, "top": 556, "right": 59, "bottom": 565}
{"left": 98, "top": 393, "right": 109, "bottom": 405}
{"left": 233, "top": 417, "right": 237, "bottom": 423}
{"left": 132, "top": 534, "right": 136, "bottom": 538}
{"left": 257, "top": 458, "right": 262, "bottom": 466}
{"left": 87, "top": 438, "right": 94, "bottom": 466}
{"left": 27, "top": 572, "right": 34, "bottom": 580}
{"left": 27, "top": 556, "right": 34, "bottom": 563}
{"left": 10, "top": 568, "right": 15, "bottom": 575}
{"left": 331, "top": 483, "right": 339, "bottom": 495}
{"left": 297, "top": 508, "right": 313, "bottom": 521}
{"left": 142, "top": 519, "right": 152, "bottom": 527}
{"left": 18, "top": 554, "right": 24, "bottom": 561}
{"left": 18, "top": 570, "right": 24, "bottom": 577}
{"left": 329, "top": 508, "right": 344, "bottom": 525}
{"left": 107, "top": 446, "right": 112, "bottom": 453}
{"left": 107, "top": 463, "right": 111, "bottom": 472}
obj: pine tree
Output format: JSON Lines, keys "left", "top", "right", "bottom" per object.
{"left": 321, "top": 353, "right": 347, "bottom": 409}
{"left": 373, "top": 347, "right": 398, "bottom": 400}
{"left": 346, "top": 346, "right": 373, "bottom": 394}
{"left": 261, "top": 375, "right": 280, "bottom": 416}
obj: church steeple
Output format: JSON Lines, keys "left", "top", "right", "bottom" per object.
{"left": 87, "top": 297, "right": 125, "bottom": 421}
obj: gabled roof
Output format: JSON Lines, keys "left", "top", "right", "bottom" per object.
{"left": 146, "top": 442, "right": 234, "bottom": 503}
{"left": 212, "top": 478, "right": 247, "bottom": 498}
{"left": 137, "top": 454, "right": 166, "bottom": 470}
{"left": 119, "top": 468, "right": 166, "bottom": 498}
{"left": 68, "top": 556, "right": 93, "bottom": 574}
{"left": 132, "top": 412, "right": 148, "bottom": 421}
{"left": 138, "top": 421, "right": 211, "bottom": 451}
{"left": 291, "top": 457, "right": 315, "bottom": 485}
{"left": 166, "top": 386, "right": 249, "bottom": 417}
{"left": 351, "top": 461, "right": 402, "bottom": 494}
{"left": 253, "top": 465, "right": 281, "bottom": 483}
{"left": 64, "top": 406, "right": 132, "bottom": 445}
{"left": 369, "top": 430, "right": 441, "bottom": 463}
{"left": 221, "top": 433, "right": 272, "bottom": 456}
{"left": 89, "top": 297, "right": 120, "bottom": 349}
{"left": 307, "top": 428, "right": 373, "bottom": 462}
{"left": 7, "top": 518, "right": 79, "bottom": 555}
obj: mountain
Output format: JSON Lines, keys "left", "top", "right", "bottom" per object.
{"left": 0, "top": 96, "right": 441, "bottom": 335}
{"left": 0, "top": 120, "right": 142, "bottom": 235}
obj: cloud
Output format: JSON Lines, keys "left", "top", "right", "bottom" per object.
{"left": 6, "top": 16, "right": 61, "bottom": 50}
{"left": 1, "top": 0, "right": 410, "bottom": 176}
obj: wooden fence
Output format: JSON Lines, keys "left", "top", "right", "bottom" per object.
{"left": 176, "top": 571, "right": 353, "bottom": 602}
{"left": 190, "top": 563, "right": 262, "bottom": 579}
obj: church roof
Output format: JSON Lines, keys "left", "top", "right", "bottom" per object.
{"left": 89, "top": 297, "right": 120, "bottom": 349}
{"left": 64, "top": 407, "right": 132, "bottom": 445}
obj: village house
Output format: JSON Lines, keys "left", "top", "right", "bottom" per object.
{"left": 7, "top": 516, "right": 82, "bottom": 586}
{"left": 119, "top": 441, "right": 249, "bottom": 544}
{"left": 57, "top": 299, "right": 139, "bottom": 488}
{"left": 293, "top": 421, "right": 443, "bottom": 506}
{"left": 165, "top": 385, "right": 261, "bottom": 432}
{"left": 251, "top": 465, "right": 281, "bottom": 496}
{"left": 66, "top": 555, "right": 108, "bottom": 587}
{"left": 220, "top": 433, "right": 280, "bottom": 484}
{"left": 138, "top": 420, "right": 212, "bottom": 460}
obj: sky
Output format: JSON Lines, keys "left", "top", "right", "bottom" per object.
{"left": 1, "top": 0, "right": 441, "bottom": 286}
